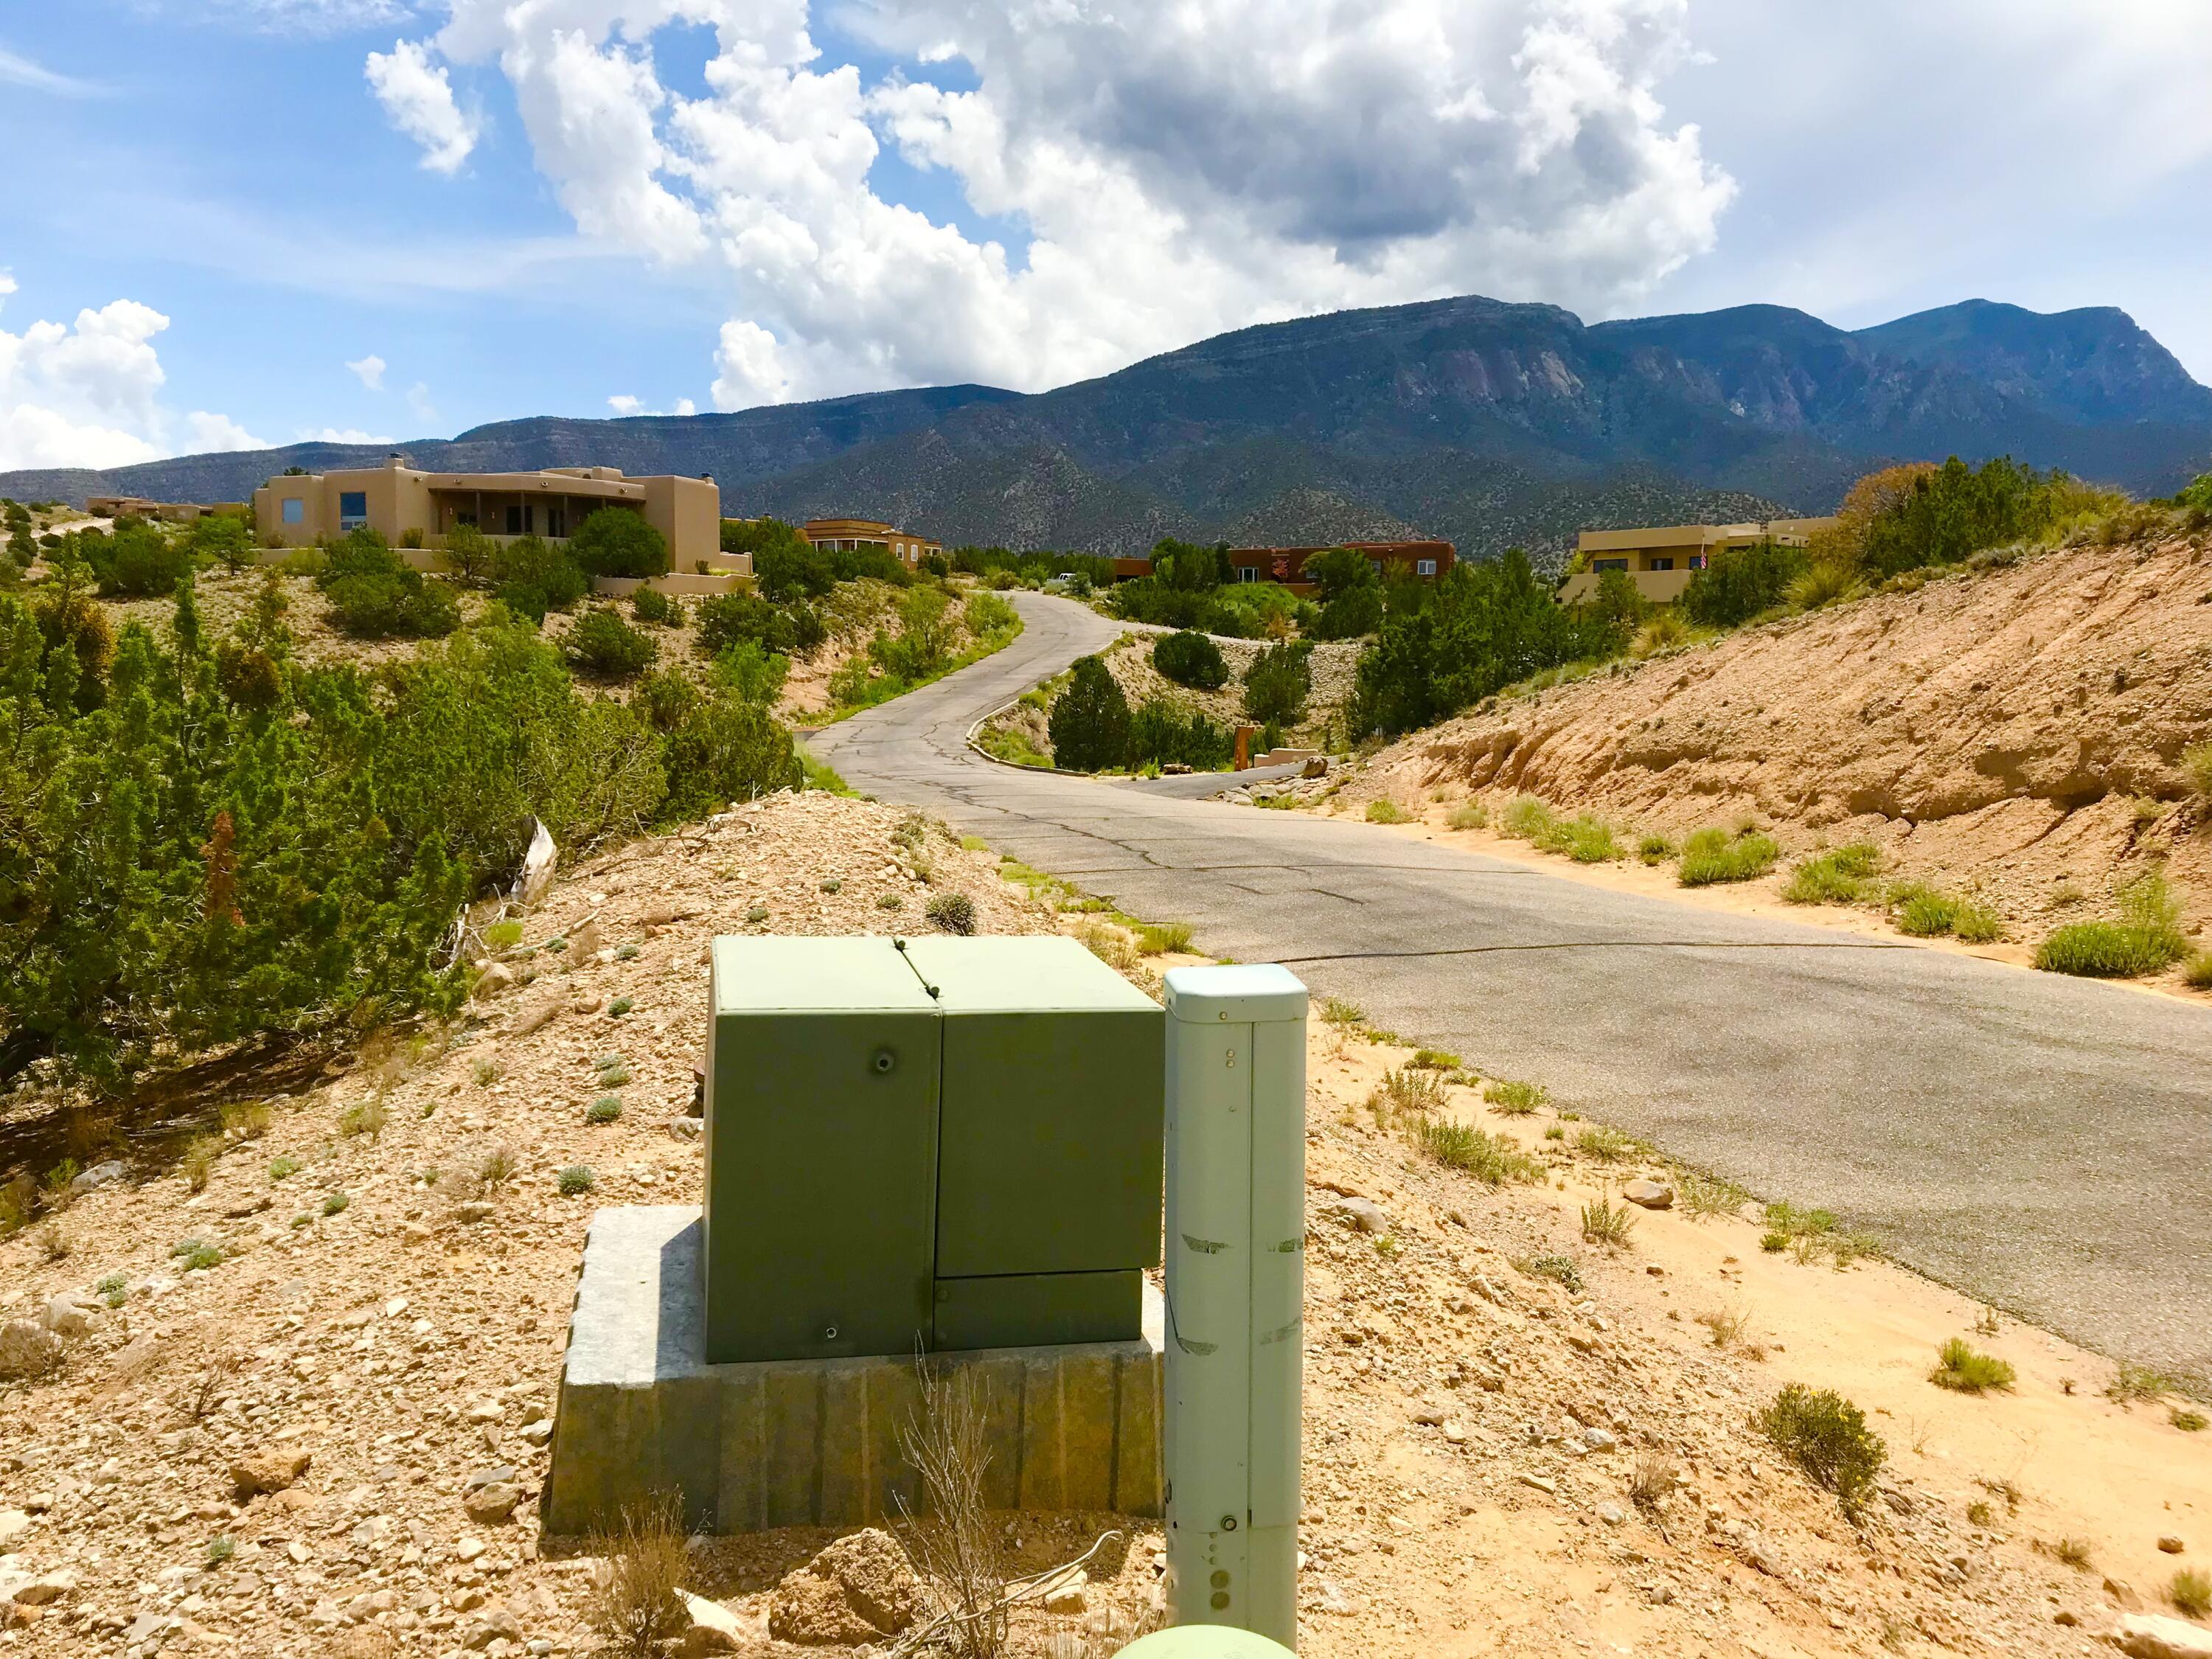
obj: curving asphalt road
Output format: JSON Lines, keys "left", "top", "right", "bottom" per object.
{"left": 810, "top": 592, "right": 2212, "bottom": 1384}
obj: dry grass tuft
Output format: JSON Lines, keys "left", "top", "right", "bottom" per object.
{"left": 587, "top": 1497, "right": 691, "bottom": 1657}
{"left": 898, "top": 1360, "right": 1011, "bottom": 1659}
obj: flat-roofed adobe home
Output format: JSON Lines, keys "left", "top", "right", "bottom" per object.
{"left": 800, "top": 518, "right": 944, "bottom": 568}
{"left": 1557, "top": 517, "right": 1840, "bottom": 604}
{"left": 1226, "top": 540, "right": 1455, "bottom": 593}
{"left": 251, "top": 456, "right": 745, "bottom": 593}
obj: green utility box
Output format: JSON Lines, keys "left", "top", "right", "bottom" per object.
{"left": 702, "top": 935, "right": 1165, "bottom": 1364}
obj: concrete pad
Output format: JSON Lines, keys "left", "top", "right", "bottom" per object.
{"left": 543, "top": 1206, "right": 1164, "bottom": 1537}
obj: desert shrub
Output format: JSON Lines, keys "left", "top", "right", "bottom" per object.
{"left": 1242, "top": 639, "right": 1313, "bottom": 726}
{"left": 2034, "top": 872, "right": 2188, "bottom": 977}
{"left": 961, "top": 588, "right": 1019, "bottom": 642}
{"left": 1758, "top": 1385, "right": 1886, "bottom": 1517}
{"left": 490, "top": 533, "right": 588, "bottom": 622}
{"left": 1137, "top": 920, "right": 1194, "bottom": 955}
{"left": 588, "top": 1498, "right": 690, "bottom": 1656}
{"left": 695, "top": 591, "right": 824, "bottom": 660}
{"left": 1484, "top": 1079, "right": 1547, "bottom": 1115}
{"left": 1680, "top": 539, "right": 1807, "bottom": 627}
{"left": 569, "top": 508, "right": 669, "bottom": 580}
{"left": 442, "top": 521, "right": 495, "bottom": 583}
{"left": 1784, "top": 844, "right": 1882, "bottom": 905}
{"left": 83, "top": 521, "right": 195, "bottom": 597}
{"left": 1152, "top": 629, "right": 1229, "bottom": 689}
{"left": 2184, "top": 952, "right": 2212, "bottom": 990}
{"left": 630, "top": 585, "right": 681, "bottom": 627}
{"left": 1305, "top": 547, "right": 1388, "bottom": 641}
{"left": 1447, "top": 801, "right": 1487, "bottom": 831}
{"left": 2185, "top": 742, "right": 2212, "bottom": 800}
{"left": 925, "top": 892, "right": 977, "bottom": 935}
{"left": 1048, "top": 655, "right": 1132, "bottom": 772}
{"left": 319, "top": 529, "right": 460, "bottom": 638}
{"left": 1631, "top": 608, "right": 1695, "bottom": 657}
{"left": 1859, "top": 455, "right": 2073, "bottom": 577}
{"left": 734, "top": 521, "right": 832, "bottom": 600}
{"left": 565, "top": 608, "right": 658, "bottom": 680}
{"left": 655, "top": 688, "right": 799, "bottom": 819}
{"left": 1638, "top": 832, "right": 1673, "bottom": 864}
{"left": 1498, "top": 796, "right": 1618, "bottom": 861}
{"left": 1677, "top": 827, "right": 1780, "bottom": 886}
{"left": 557, "top": 1166, "right": 594, "bottom": 1195}
{"left": 1581, "top": 1194, "right": 1637, "bottom": 1247}
{"left": 587, "top": 1095, "right": 623, "bottom": 1124}
{"left": 1128, "top": 699, "right": 1234, "bottom": 771}
{"left": 1350, "top": 549, "right": 1614, "bottom": 736}
{"left": 1366, "top": 799, "right": 1411, "bottom": 824}
{"left": 1411, "top": 1117, "right": 1545, "bottom": 1186}
{"left": 2174, "top": 1569, "right": 2212, "bottom": 1619}
{"left": 1930, "top": 1337, "right": 2016, "bottom": 1394}
{"left": 1785, "top": 557, "right": 1863, "bottom": 612}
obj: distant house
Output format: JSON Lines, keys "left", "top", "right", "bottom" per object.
{"left": 1225, "top": 540, "right": 1454, "bottom": 593}
{"left": 800, "top": 518, "right": 942, "bottom": 569}
{"left": 1557, "top": 518, "right": 1840, "bottom": 604}
{"left": 252, "top": 456, "right": 731, "bottom": 584}
{"left": 87, "top": 495, "right": 248, "bottom": 524}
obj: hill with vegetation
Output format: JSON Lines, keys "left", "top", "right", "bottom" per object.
{"left": 6, "top": 296, "right": 2206, "bottom": 561}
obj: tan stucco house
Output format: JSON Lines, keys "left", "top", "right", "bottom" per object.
{"left": 1557, "top": 517, "right": 1840, "bottom": 604}
{"left": 253, "top": 457, "right": 733, "bottom": 586}
{"left": 800, "top": 518, "right": 943, "bottom": 568}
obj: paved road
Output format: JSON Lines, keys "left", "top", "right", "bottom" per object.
{"left": 811, "top": 593, "right": 2212, "bottom": 1382}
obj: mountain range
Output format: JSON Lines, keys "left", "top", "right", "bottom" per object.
{"left": 7, "top": 296, "right": 2208, "bottom": 562}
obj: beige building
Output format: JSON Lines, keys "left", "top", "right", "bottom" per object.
{"left": 1557, "top": 516, "right": 1839, "bottom": 604}
{"left": 801, "top": 517, "right": 943, "bottom": 568}
{"left": 252, "top": 456, "right": 727, "bottom": 577}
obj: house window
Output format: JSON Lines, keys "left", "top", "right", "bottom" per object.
{"left": 338, "top": 490, "right": 368, "bottom": 530}
{"left": 281, "top": 497, "right": 305, "bottom": 525}
{"left": 1416, "top": 559, "right": 1436, "bottom": 576}
{"left": 505, "top": 504, "right": 530, "bottom": 536}
{"left": 1689, "top": 554, "right": 1707, "bottom": 569}
{"left": 1648, "top": 557, "right": 1674, "bottom": 571}
{"left": 546, "top": 507, "right": 566, "bottom": 539}
{"left": 1236, "top": 566, "right": 1259, "bottom": 583}
{"left": 1593, "top": 557, "right": 1629, "bottom": 573}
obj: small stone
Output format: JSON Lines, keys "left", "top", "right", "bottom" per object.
{"left": 767, "top": 1528, "right": 921, "bottom": 1644}
{"left": 2108, "top": 1613, "right": 2212, "bottom": 1659}
{"left": 1597, "top": 1502, "right": 1628, "bottom": 1526}
{"left": 463, "top": 1482, "right": 522, "bottom": 1523}
{"left": 1042, "top": 1569, "right": 1088, "bottom": 1615}
{"left": 69, "top": 1159, "right": 128, "bottom": 1195}
{"left": 1621, "top": 1178, "right": 1674, "bottom": 1210}
{"left": 455, "top": 1536, "right": 488, "bottom": 1563}
{"left": 2107, "top": 1579, "right": 2147, "bottom": 1612}
{"left": 1340, "top": 1196, "right": 1388, "bottom": 1234}
{"left": 0, "top": 1322, "right": 63, "bottom": 1382}
{"left": 669, "top": 1117, "right": 703, "bottom": 1141}
{"left": 1315, "top": 1579, "right": 1353, "bottom": 1615}
{"left": 675, "top": 1590, "right": 747, "bottom": 1655}
{"left": 2157, "top": 1537, "right": 2185, "bottom": 1554}
{"left": 1580, "top": 1427, "right": 1618, "bottom": 1452}
{"left": 231, "top": 1447, "right": 311, "bottom": 1499}
{"left": 1443, "top": 1421, "right": 1471, "bottom": 1446}
{"left": 518, "top": 1419, "right": 554, "bottom": 1445}
{"left": 41, "top": 1293, "right": 94, "bottom": 1339}
{"left": 473, "top": 964, "right": 517, "bottom": 1000}
{"left": 455, "top": 1201, "right": 496, "bottom": 1224}
{"left": 1518, "top": 1474, "right": 1559, "bottom": 1496}
{"left": 466, "top": 1398, "right": 506, "bottom": 1422}
{"left": 461, "top": 1601, "right": 525, "bottom": 1649}
{"left": 0, "top": 1511, "right": 29, "bottom": 1546}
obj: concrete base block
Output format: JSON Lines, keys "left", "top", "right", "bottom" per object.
{"left": 543, "top": 1206, "right": 1164, "bottom": 1536}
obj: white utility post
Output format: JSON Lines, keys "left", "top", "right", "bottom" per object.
{"left": 1161, "top": 964, "right": 1308, "bottom": 1651}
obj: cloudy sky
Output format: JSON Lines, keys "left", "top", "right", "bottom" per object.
{"left": 2, "top": 0, "right": 2208, "bottom": 471}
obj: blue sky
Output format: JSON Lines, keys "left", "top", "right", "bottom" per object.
{"left": 2, "top": 0, "right": 2208, "bottom": 471}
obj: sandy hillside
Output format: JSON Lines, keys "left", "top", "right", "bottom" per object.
{"left": 1338, "top": 537, "right": 2212, "bottom": 931}
{"left": 1, "top": 792, "right": 2208, "bottom": 1658}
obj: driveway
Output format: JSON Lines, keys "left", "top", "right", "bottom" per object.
{"left": 809, "top": 593, "right": 2212, "bottom": 1383}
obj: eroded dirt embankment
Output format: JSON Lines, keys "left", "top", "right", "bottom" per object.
{"left": 1344, "top": 538, "right": 2212, "bottom": 926}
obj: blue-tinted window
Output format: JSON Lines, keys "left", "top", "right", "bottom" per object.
{"left": 281, "top": 498, "right": 305, "bottom": 524}
{"left": 338, "top": 491, "right": 368, "bottom": 528}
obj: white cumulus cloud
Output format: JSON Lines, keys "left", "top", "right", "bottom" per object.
{"left": 0, "top": 288, "right": 268, "bottom": 470}
{"left": 394, "top": 0, "right": 1735, "bottom": 406}
{"left": 301, "top": 426, "right": 398, "bottom": 444}
{"left": 607, "top": 394, "right": 697, "bottom": 417}
{"left": 365, "top": 38, "right": 479, "bottom": 173}
{"left": 346, "top": 352, "right": 388, "bottom": 389}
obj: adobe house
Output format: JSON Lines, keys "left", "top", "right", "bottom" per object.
{"left": 1558, "top": 517, "right": 1840, "bottom": 604}
{"left": 799, "top": 518, "right": 944, "bottom": 569}
{"left": 251, "top": 456, "right": 731, "bottom": 586}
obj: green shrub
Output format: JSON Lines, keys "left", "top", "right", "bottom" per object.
{"left": 319, "top": 529, "right": 460, "bottom": 639}
{"left": 1681, "top": 539, "right": 1807, "bottom": 627}
{"left": 1128, "top": 699, "right": 1234, "bottom": 771}
{"left": 1860, "top": 455, "right": 2073, "bottom": 577}
{"left": 1366, "top": 799, "right": 1411, "bottom": 824}
{"left": 1637, "top": 832, "right": 1673, "bottom": 865}
{"left": 320, "top": 1190, "right": 349, "bottom": 1217}
{"left": 695, "top": 591, "right": 824, "bottom": 660}
{"left": 1242, "top": 639, "right": 1314, "bottom": 726}
{"left": 2183, "top": 952, "right": 2212, "bottom": 990}
{"left": 569, "top": 508, "right": 669, "bottom": 579}
{"left": 1783, "top": 844, "right": 1882, "bottom": 904}
{"left": 925, "top": 892, "right": 977, "bottom": 935}
{"left": 962, "top": 589, "right": 1020, "bottom": 642}
{"left": 1410, "top": 1117, "right": 1545, "bottom": 1186}
{"left": 1048, "top": 656, "right": 1132, "bottom": 772}
{"left": 1581, "top": 1194, "right": 1636, "bottom": 1247}
{"left": 557, "top": 1166, "right": 594, "bottom": 1195}
{"left": 2183, "top": 742, "right": 2212, "bottom": 801}
{"left": 1516, "top": 1254, "right": 1582, "bottom": 1291}
{"left": 608, "top": 995, "right": 634, "bottom": 1017}
{"left": 442, "top": 521, "right": 495, "bottom": 583}
{"left": 1484, "top": 1079, "right": 1547, "bottom": 1115}
{"left": 588, "top": 1095, "right": 623, "bottom": 1124}
{"left": 1677, "top": 827, "right": 1780, "bottom": 886}
{"left": 566, "top": 608, "right": 659, "bottom": 679}
{"left": 1447, "top": 802, "right": 1488, "bottom": 831}
{"left": 2174, "top": 1569, "right": 2212, "bottom": 1618}
{"left": 1930, "top": 1337, "right": 2015, "bottom": 1394}
{"left": 1758, "top": 1385, "right": 1886, "bottom": 1517}
{"left": 490, "top": 533, "right": 588, "bottom": 621}
{"left": 1894, "top": 885, "right": 1961, "bottom": 936}
{"left": 268, "top": 1156, "right": 301, "bottom": 1183}
{"left": 2034, "top": 873, "right": 2189, "bottom": 978}
{"left": 83, "top": 521, "right": 195, "bottom": 597}
{"left": 1137, "top": 920, "right": 1194, "bottom": 955}
{"left": 630, "top": 585, "right": 681, "bottom": 627}
{"left": 1152, "top": 629, "right": 1229, "bottom": 689}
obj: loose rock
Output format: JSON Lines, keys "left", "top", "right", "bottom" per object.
{"left": 767, "top": 1528, "right": 922, "bottom": 1644}
{"left": 230, "top": 1447, "right": 312, "bottom": 1499}
{"left": 1622, "top": 1178, "right": 1674, "bottom": 1210}
{"left": 2108, "top": 1613, "right": 2212, "bottom": 1659}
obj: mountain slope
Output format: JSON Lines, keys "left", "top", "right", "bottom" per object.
{"left": 8, "top": 294, "right": 2205, "bottom": 559}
